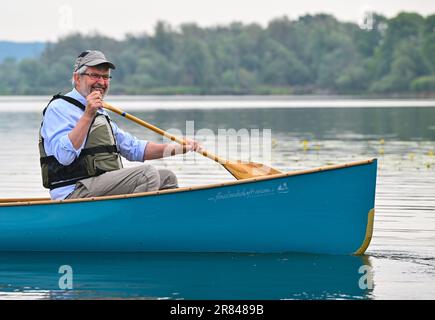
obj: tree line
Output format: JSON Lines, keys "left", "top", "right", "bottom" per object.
{"left": 0, "top": 12, "right": 434, "bottom": 95}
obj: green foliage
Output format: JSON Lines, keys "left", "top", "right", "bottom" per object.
{"left": 422, "top": 14, "right": 435, "bottom": 72}
{"left": 0, "top": 12, "right": 434, "bottom": 95}
{"left": 410, "top": 75, "right": 435, "bottom": 91}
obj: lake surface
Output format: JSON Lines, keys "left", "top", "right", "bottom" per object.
{"left": 0, "top": 96, "right": 434, "bottom": 300}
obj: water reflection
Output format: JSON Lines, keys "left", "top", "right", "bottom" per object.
{"left": 129, "top": 107, "right": 435, "bottom": 141}
{"left": 5, "top": 107, "right": 433, "bottom": 142}
{"left": 0, "top": 252, "right": 373, "bottom": 300}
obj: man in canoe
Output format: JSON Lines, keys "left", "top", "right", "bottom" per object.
{"left": 39, "top": 50, "right": 200, "bottom": 200}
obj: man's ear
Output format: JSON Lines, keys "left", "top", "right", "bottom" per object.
{"left": 73, "top": 73, "right": 80, "bottom": 85}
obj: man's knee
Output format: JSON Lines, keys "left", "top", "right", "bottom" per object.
{"left": 158, "top": 168, "right": 178, "bottom": 189}
{"left": 133, "top": 164, "right": 161, "bottom": 192}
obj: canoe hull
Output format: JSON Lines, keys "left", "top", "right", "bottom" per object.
{"left": 0, "top": 160, "right": 377, "bottom": 255}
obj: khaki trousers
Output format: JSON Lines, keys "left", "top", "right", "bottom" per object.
{"left": 66, "top": 164, "right": 178, "bottom": 199}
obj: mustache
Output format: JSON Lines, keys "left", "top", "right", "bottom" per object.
{"left": 92, "top": 84, "right": 106, "bottom": 89}
{"left": 89, "top": 84, "right": 109, "bottom": 97}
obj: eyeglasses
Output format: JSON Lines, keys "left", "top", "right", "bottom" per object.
{"left": 81, "top": 73, "right": 112, "bottom": 81}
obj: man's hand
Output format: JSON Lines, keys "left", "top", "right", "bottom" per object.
{"left": 165, "top": 138, "right": 202, "bottom": 156}
{"left": 85, "top": 91, "right": 103, "bottom": 117}
{"left": 143, "top": 139, "right": 203, "bottom": 160}
{"left": 171, "top": 138, "right": 202, "bottom": 155}
{"left": 181, "top": 138, "right": 202, "bottom": 153}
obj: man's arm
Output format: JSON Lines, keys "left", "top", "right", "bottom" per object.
{"left": 68, "top": 91, "right": 102, "bottom": 150}
{"left": 41, "top": 103, "right": 83, "bottom": 166}
{"left": 143, "top": 139, "right": 201, "bottom": 161}
{"left": 67, "top": 113, "right": 94, "bottom": 150}
{"left": 111, "top": 119, "right": 201, "bottom": 162}
{"left": 143, "top": 141, "right": 197, "bottom": 161}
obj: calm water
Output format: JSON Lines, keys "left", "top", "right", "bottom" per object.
{"left": 0, "top": 96, "right": 434, "bottom": 300}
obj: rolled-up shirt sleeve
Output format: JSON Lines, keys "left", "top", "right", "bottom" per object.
{"left": 110, "top": 121, "right": 148, "bottom": 162}
{"left": 41, "top": 102, "right": 84, "bottom": 166}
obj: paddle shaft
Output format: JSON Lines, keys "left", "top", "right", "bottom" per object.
{"left": 102, "top": 102, "right": 226, "bottom": 164}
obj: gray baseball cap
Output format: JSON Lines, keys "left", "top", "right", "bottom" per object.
{"left": 73, "top": 50, "right": 116, "bottom": 72}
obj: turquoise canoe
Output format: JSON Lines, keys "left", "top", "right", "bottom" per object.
{"left": 0, "top": 159, "right": 377, "bottom": 255}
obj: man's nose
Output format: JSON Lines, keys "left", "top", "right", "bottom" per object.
{"left": 96, "top": 77, "right": 106, "bottom": 85}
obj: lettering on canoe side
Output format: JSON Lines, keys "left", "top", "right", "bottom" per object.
{"left": 208, "top": 182, "right": 289, "bottom": 202}
{"left": 277, "top": 182, "right": 289, "bottom": 193}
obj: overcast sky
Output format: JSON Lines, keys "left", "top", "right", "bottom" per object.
{"left": 2, "top": 0, "right": 435, "bottom": 42}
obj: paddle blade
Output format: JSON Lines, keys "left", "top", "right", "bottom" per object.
{"left": 222, "top": 161, "right": 282, "bottom": 180}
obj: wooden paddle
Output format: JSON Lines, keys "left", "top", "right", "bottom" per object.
{"left": 102, "top": 102, "right": 282, "bottom": 180}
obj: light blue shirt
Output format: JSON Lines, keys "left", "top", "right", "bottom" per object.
{"left": 41, "top": 88, "right": 148, "bottom": 200}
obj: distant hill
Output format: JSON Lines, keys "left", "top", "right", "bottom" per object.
{"left": 0, "top": 41, "right": 46, "bottom": 62}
